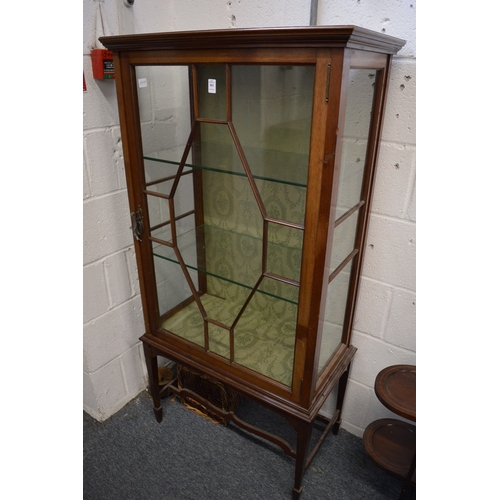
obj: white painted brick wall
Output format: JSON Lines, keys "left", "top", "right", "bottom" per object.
{"left": 83, "top": 0, "right": 415, "bottom": 432}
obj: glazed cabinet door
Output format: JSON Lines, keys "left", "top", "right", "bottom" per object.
{"left": 131, "top": 60, "right": 316, "bottom": 392}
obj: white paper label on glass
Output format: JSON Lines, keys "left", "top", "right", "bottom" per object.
{"left": 138, "top": 78, "right": 148, "bottom": 88}
{"left": 208, "top": 79, "right": 216, "bottom": 94}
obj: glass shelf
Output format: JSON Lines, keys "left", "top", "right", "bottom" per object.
{"left": 152, "top": 223, "right": 301, "bottom": 305}
{"left": 144, "top": 142, "right": 309, "bottom": 188}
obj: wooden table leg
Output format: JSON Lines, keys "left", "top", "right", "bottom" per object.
{"left": 143, "top": 342, "right": 163, "bottom": 423}
{"left": 332, "top": 362, "right": 351, "bottom": 435}
{"left": 292, "top": 420, "right": 313, "bottom": 500}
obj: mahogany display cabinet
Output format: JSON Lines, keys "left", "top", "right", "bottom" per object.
{"left": 101, "top": 26, "right": 405, "bottom": 499}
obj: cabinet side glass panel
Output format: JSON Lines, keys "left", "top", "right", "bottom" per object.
{"left": 316, "top": 262, "right": 353, "bottom": 374}
{"left": 329, "top": 211, "right": 360, "bottom": 273}
{"left": 335, "top": 69, "right": 377, "bottom": 218}
{"left": 316, "top": 69, "right": 377, "bottom": 382}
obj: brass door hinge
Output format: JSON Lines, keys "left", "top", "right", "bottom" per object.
{"left": 325, "top": 62, "right": 331, "bottom": 102}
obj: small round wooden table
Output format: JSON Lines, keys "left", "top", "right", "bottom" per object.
{"left": 363, "top": 365, "right": 416, "bottom": 499}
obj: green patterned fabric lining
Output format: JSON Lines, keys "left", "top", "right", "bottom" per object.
{"left": 161, "top": 291, "right": 297, "bottom": 387}
{"left": 203, "top": 170, "right": 305, "bottom": 286}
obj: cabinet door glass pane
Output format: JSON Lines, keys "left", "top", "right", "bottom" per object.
{"left": 232, "top": 64, "right": 313, "bottom": 192}
{"left": 234, "top": 278, "right": 298, "bottom": 387}
{"left": 267, "top": 222, "right": 303, "bottom": 284}
{"left": 138, "top": 64, "right": 314, "bottom": 389}
{"left": 156, "top": 255, "right": 202, "bottom": 345}
{"left": 137, "top": 66, "right": 192, "bottom": 160}
{"left": 197, "top": 64, "right": 227, "bottom": 121}
{"left": 136, "top": 66, "right": 197, "bottom": 328}
{"left": 229, "top": 65, "right": 313, "bottom": 385}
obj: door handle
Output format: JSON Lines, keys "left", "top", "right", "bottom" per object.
{"left": 131, "top": 206, "right": 144, "bottom": 242}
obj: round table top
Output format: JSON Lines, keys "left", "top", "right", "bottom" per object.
{"left": 363, "top": 418, "right": 416, "bottom": 481}
{"left": 375, "top": 364, "right": 415, "bottom": 421}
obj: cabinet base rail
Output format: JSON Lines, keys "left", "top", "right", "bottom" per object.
{"left": 145, "top": 345, "right": 352, "bottom": 499}
{"left": 160, "top": 376, "right": 342, "bottom": 467}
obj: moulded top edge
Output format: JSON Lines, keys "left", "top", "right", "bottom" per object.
{"left": 100, "top": 25, "right": 406, "bottom": 55}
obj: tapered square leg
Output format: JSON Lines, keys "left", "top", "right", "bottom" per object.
{"left": 292, "top": 421, "right": 313, "bottom": 500}
{"left": 142, "top": 342, "right": 163, "bottom": 423}
{"left": 332, "top": 363, "right": 351, "bottom": 435}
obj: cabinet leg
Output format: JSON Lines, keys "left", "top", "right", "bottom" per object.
{"left": 143, "top": 342, "right": 163, "bottom": 423}
{"left": 332, "top": 362, "right": 351, "bottom": 435}
{"left": 292, "top": 421, "right": 313, "bottom": 500}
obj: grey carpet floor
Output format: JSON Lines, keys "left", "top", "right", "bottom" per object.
{"left": 84, "top": 391, "right": 416, "bottom": 500}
